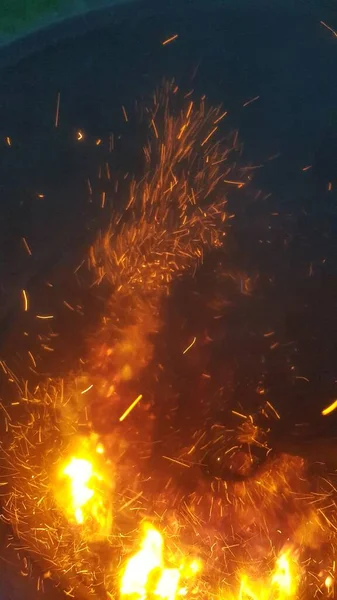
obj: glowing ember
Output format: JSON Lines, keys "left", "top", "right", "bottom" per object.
{"left": 120, "top": 524, "right": 201, "bottom": 600}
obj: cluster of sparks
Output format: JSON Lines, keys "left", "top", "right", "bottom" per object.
{"left": 1, "top": 81, "right": 337, "bottom": 600}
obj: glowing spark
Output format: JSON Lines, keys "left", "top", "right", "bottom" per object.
{"left": 320, "top": 20, "right": 337, "bottom": 38}
{"left": 28, "top": 351, "right": 36, "bottom": 368}
{"left": 81, "top": 384, "right": 93, "bottom": 395}
{"left": 36, "top": 314, "right": 54, "bottom": 320}
{"left": 243, "top": 95, "right": 260, "bottom": 107}
{"left": 214, "top": 110, "right": 228, "bottom": 124}
{"left": 5, "top": 136, "right": 11, "bottom": 146}
{"left": 55, "top": 92, "right": 60, "bottom": 128}
{"left": 122, "top": 105, "right": 128, "bottom": 122}
{"left": 76, "top": 130, "right": 84, "bottom": 141}
{"left": 266, "top": 400, "right": 281, "bottom": 419}
{"left": 183, "top": 336, "right": 196, "bottom": 354}
{"left": 119, "top": 394, "right": 143, "bottom": 422}
{"left": 162, "top": 34, "right": 179, "bottom": 45}
{"left": 201, "top": 126, "right": 218, "bottom": 146}
{"left": 151, "top": 119, "right": 159, "bottom": 139}
{"left": 22, "top": 237, "right": 32, "bottom": 256}
{"left": 223, "top": 179, "right": 245, "bottom": 187}
{"left": 22, "top": 289, "right": 28, "bottom": 312}
{"left": 63, "top": 300, "right": 75, "bottom": 311}
{"left": 322, "top": 399, "right": 337, "bottom": 416}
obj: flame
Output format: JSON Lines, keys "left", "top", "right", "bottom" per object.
{"left": 63, "top": 458, "right": 95, "bottom": 524}
{"left": 238, "top": 549, "right": 299, "bottom": 600}
{"left": 120, "top": 524, "right": 201, "bottom": 600}
{"left": 58, "top": 436, "right": 113, "bottom": 538}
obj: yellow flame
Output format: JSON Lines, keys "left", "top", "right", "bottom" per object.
{"left": 238, "top": 549, "right": 299, "bottom": 600}
{"left": 63, "top": 458, "right": 95, "bottom": 524}
{"left": 120, "top": 524, "right": 201, "bottom": 600}
{"left": 58, "top": 436, "right": 113, "bottom": 539}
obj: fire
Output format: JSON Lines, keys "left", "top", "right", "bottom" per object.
{"left": 63, "top": 457, "right": 95, "bottom": 524}
{"left": 237, "top": 549, "right": 299, "bottom": 600}
{"left": 120, "top": 524, "right": 201, "bottom": 600}
{"left": 58, "top": 436, "right": 113, "bottom": 538}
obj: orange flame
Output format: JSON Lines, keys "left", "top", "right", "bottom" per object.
{"left": 58, "top": 436, "right": 112, "bottom": 539}
{"left": 237, "top": 548, "right": 299, "bottom": 600}
{"left": 120, "top": 524, "right": 201, "bottom": 600}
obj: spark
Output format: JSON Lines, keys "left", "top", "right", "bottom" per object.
{"left": 320, "top": 20, "right": 337, "bottom": 38}
{"left": 223, "top": 178, "right": 245, "bottom": 187}
{"left": 322, "top": 399, "right": 337, "bottom": 416}
{"left": 55, "top": 92, "right": 61, "bottom": 128}
{"left": 243, "top": 95, "right": 260, "bottom": 107}
{"left": 201, "top": 126, "right": 218, "bottom": 146}
{"left": 63, "top": 300, "right": 75, "bottom": 311}
{"left": 5, "top": 136, "right": 11, "bottom": 146}
{"left": 119, "top": 394, "right": 143, "bottom": 422}
{"left": 81, "top": 384, "right": 93, "bottom": 395}
{"left": 22, "top": 289, "right": 29, "bottom": 311}
{"left": 36, "top": 314, "right": 54, "bottom": 320}
{"left": 162, "top": 34, "right": 179, "bottom": 45}
{"left": 28, "top": 351, "right": 36, "bottom": 367}
{"left": 214, "top": 111, "right": 228, "bottom": 124}
{"left": 76, "top": 130, "right": 84, "bottom": 141}
{"left": 22, "top": 237, "right": 32, "bottom": 256}
{"left": 182, "top": 336, "right": 196, "bottom": 354}
{"left": 122, "top": 105, "right": 128, "bottom": 122}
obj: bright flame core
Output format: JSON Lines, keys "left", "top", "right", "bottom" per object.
{"left": 58, "top": 437, "right": 112, "bottom": 538}
{"left": 238, "top": 549, "right": 299, "bottom": 600}
{"left": 120, "top": 524, "right": 201, "bottom": 600}
{"left": 63, "top": 458, "right": 95, "bottom": 524}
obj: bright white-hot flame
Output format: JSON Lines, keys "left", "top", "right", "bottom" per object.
{"left": 238, "top": 548, "right": 299, "bottom": 600}
{"left": 63, "top": 458, "right": 94, "bottom": 524}
{"left": 120, "top": 524, "right": 201, "bottom": 600}
{"left": 271, "top": 550, "right": 295, "bottom": 596}
{"left": 58, "top": 436, "right": 112, "bottom": 538}
{"left": 121, "top": 526, "right": 163, "bottom": 596}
